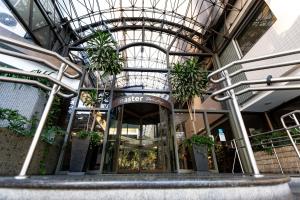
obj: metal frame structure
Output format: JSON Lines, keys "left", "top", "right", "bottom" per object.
{"left": 0, "top": 35, "right": 82, "bottom": 178}
{"left": 208, "top": 47, "right": 300, "bottom": 176}
{"left": 0, "top": 0, "right": 257, "bottom": 175}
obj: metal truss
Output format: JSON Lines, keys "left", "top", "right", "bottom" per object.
{"left": 3, "top": 0, "right": 248, "bottom": 91}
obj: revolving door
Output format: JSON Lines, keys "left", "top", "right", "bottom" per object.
{"left": 103, "top": 95, "right": 176, "bottom": 173}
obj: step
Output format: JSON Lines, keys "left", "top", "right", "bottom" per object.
{"left": 0, "top": 174, "right": 292, "bottom": 200}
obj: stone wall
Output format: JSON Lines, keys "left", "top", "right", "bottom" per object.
{"left": 0, "top": 128, "right": 63, "bottom": 176}
{"left": 255, "top": 145, "right": 300, "bottom": 174}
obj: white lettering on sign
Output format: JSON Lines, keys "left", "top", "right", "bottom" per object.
{"left": 119, "top": 96, "right": 144, "bottom": 104}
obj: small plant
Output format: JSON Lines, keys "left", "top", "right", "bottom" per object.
{"left": 90, "top": 131, "right": 103, "bottom": 147}
{"left": 0, "top": 108, "right": 65, "bottom": 144}
{"left": 184, "top": 134, "right": 214, "bottom": 148}
{"left": 75, "top": 130, "right": 103, "bottom": 147}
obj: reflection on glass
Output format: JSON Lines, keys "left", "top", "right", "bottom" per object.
{"left": 103, "top": 103, "right": 175, "bottom": 173}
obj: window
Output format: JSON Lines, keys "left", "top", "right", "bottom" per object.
{"left": 236, "top": 2, "right": 276, "bottom": 55}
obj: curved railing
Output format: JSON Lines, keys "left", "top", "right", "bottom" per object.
{"left": 0, "top": 67, "right": 77, "bottom": 98}
{"left": 208, "top": 48, "right": 300, "bottom": 102}
{"left": 0, "top": 35, "right": 82, "bottom": 79}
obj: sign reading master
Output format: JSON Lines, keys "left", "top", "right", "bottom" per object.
{"left": 112, "top": 95, "right": 171, "bottom": 110}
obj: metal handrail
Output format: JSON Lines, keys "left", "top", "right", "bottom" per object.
{"left": 208, "top": 48, "right": 300, "bottom": 83}
{"left": 0, "top": 67, "right": 77, "bottom": 97}
{"left": 0, "top": 35, "right": 82, "bottom": 78}
{"left": 211, "top": 77, "right": 300, "bottom": 101}
{"left": 0, "top": 76, "right": 74, "bottom": 98}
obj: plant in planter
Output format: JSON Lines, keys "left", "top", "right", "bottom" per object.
{"left": 0, "top": 108, "right": 65, "bottom": 175}
{"left": 184, "top": 134, "right": 214, "bottom": 171}
{"left": 85, "top": 30, "right": 123, "bottom": 126}
{"left": 170, "top": 57, "right": 210, "bottom": 171}
{"left": 69, "top": 130, "right": 102, "bottom": 172}
{"left": 170, "top": 57, "right": 208, "bottom": 134}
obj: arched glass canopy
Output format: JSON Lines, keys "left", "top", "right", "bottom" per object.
{"left": 3, "top": 0, "right": 247, "bottom": 91}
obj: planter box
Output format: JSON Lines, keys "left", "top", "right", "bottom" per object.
{"left": 192, "top": 144, "right": 209, "bottom": 171}
{"left": 0, "top": 128, "right": 63, "bottom": 176}
{"left": 69, "top": 136, "right": 90, "bottom": 172}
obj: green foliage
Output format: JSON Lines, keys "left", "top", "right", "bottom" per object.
{"left": 250, "top": 129, "right": 295, "bottom": 154}
{"left": 90, "top": 131, "right": 103, "bottom": 146}
{"left": 170, "top": 58, "right": 208, "bottom": 104}
{"left": 87, "top": 31, "right": 123, "bottom": 75}
{"left": 0, "top": 108, "right": 65, "bottom": 144}
{"left": 46, "top": 96, "right": 62, "bottom": 127}
{"left": 0, "top": 108, "right": 32, "bottom": 136}
{"left": 77, "top": 130, "right": 103, "bottom": 147}
{"left": 82, "top": 89, "right": 99, "bottom": 107}
{"left": 39, "top": 145, "right": 49, "bottom": 175}
{"left": 184, "top": 134, "right": 214, "bottom": 148}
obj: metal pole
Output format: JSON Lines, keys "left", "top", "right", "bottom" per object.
{"left": 271, "top": 141, "right": 283, "bottom": 174}
{"left": 55, "top": 69, "right": 86, "bottom": 173}
{"left": 281, "top": 116, "right": 300, "bottom": 160}
{"left": 15, "top": 64, "right": 66, "bottom": 179}
{"left": 203, "top": 111, "right": 219, "bottom": 172}
{"left": 99, "top": 75, "right": 116, "bottom": 173}
{"left": 166, "top": 51, "right": 180, "bottom": 172}
{"left": 233, "top": 139, "right": 244, "bottom": 174}
{"left": 223, "top": 70, "right": 260, "bottom": 176}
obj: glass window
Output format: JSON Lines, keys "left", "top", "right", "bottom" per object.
{"left": 236, "top": 2, "right": 276, "bottom": 55}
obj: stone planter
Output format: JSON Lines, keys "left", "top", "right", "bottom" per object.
{"left": 0, "top": 128, "right": 63, "bottom": 176}
{"left": 192, "top": 144, "right": 208, "bottom": 171}
{"left": 69, "top": 136, "right": 90, "bottom": 172}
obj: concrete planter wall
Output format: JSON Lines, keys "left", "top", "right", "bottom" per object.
{"left": 0, "top": 82, "right": 47, "bottom": 126}
{"left": 0, "top": 128, "right": 63, "bottom": 176}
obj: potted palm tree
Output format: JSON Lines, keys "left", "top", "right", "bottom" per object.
{"left": 69, "top": 31, "right": 123, "bottom": 172}
{"left": 170, "top": 57, "right": 210, "bottom": 171}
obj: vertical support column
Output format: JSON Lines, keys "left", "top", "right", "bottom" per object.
{"left": 16, "top": 64, "right": 66, "bottom": 179}
{"left": 203, "top": 111, "right": 219, "bottom": 173}
{"left": 212, "top": 54, "right": 253, "bottom": 174}
{"left": 166, "top": 51, "right": 180, "bottom": 172}
{"left": 55, "top": 68, "right": 86, "bottom": 173}
{"left": 99, "top": 75, "right": 116, "bottom": 173}
{"left": 223, "top": 70, "right": 260, "bottom": 175}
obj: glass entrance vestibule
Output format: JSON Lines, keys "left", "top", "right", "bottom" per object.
{"left": 102, "top": 95, "right": 177, "bottom": 173}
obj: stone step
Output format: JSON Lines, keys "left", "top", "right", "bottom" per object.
{"left": 0, "top": 174, "right": 293, "bottom": 200}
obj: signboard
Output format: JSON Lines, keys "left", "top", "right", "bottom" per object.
{"left": 176, "top": 132, "right": 185, "bottom": 140}
{"left": 218, "top": 128, "right": 226, "bottom": 141}
{"left": 112, "top": 95, "right": 171, "bottom": 110}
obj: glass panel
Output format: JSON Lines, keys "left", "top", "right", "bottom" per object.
{"left": 8, "top": 0, "right": 30, "bottom": 25}
{"left": 236, "top": 2, "right": 276, "bottom": 55}
{"left": 31, "top": 2, "right": 47, "bottom": 30}
{"left": 103, "top": 102, "right": 174, "bottom": 173}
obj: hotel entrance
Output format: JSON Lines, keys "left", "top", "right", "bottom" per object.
{"left": 102, "top": 95, "right": 177, "bottom": 173}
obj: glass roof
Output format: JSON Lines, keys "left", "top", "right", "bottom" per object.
{"left": 46, "top": 0, "right": 229, "bottom": 90}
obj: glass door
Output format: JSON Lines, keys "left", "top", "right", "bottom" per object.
{"left": 103, "top": 103, "right": 174, "bottom": 173}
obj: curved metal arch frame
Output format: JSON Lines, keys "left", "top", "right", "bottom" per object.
{"left": 70, "top": 25, "right": 213, "bottom": 54}
{"left": 75, "top": 17, "right": 206, "bottom": 39}
{"left": 115, "top": 74, "right": 168, "bottom": 89}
